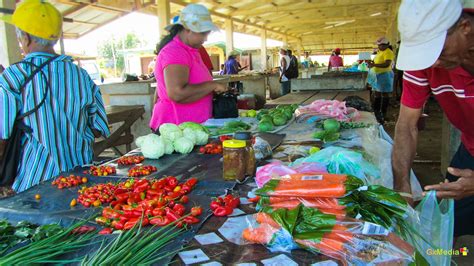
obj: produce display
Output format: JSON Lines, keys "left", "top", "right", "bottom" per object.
{"left": 199, "top": 135, "right": 232, "bottom": 154}
{"left": 117, "top": 155, "right": 145, "bottom": 166}
{"left": 127, "top": 165, "right": 157, "bottom": 177}
{"left": 135, "top": 122, "right": 209, "bottom": 159}
{"left": 89, "top": 176, "right": 200, "bottom": 231}
{"left": 215, "top": 121, "right": 251, "bottom": 135}
{"left": 210, "top": 194, "right": 240, "bottom": 216}
{"left": 85, "top": 165, "right": 116, "bottom": 176}
{"left": 77, "top": 182, "right": 117, "bottom": 207}
{"left": 51, "top": 174, "right": 87, "bottom": 189}
{"left": 257, "top": 105, "right": 298, "bottom": 132}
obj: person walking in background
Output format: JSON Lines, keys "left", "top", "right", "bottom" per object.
{"left": 368, "top": 37, "right": 395, "bottom": 124}
{"left": 328, "top": 48, "right": 344, "bottom": 71}
{"left": 279, "top": 48, "right": 291, "bottom": 95}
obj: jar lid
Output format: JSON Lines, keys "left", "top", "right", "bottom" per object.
{"left": 234, "top": 131, "right": 251, "bottom": 140}
{"left": 222, "top": 139, "right": 246, "bottom": 148}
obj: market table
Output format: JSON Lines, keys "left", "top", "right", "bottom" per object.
{"left": 265, "top": 90, "right": 370, "bottom": 108}
{"left": 94, "top": 105, "right": 145, "bottom": 157}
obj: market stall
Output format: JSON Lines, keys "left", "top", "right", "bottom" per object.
{"left": 0, "top": 96, "right": 452, "bottom": 266}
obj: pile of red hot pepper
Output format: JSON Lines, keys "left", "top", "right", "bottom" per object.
{"left": 210, "top": 194, "right": 240, "bottom": 216}
{"left": 117, "top": 155, "right": 145, "bottom": 166}
{"left": 85, "top": 165, "right": 116, "bottom": 176}
{"left": 127, "top": 165, "right": 157, "bottom": 177}
{"left": 199, "top": 135, "right": 232, "bottom": 155}
{"left": 86, "top": 176, "right": 202, "bottom": 232}
{"left": 52, "top": 174, "right": 87, "bottom": 189}
{"left": 77, "top": 183, "right": 116, "bottom": 207}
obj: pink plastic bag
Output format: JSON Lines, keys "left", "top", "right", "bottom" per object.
{"left": 256, "top": 161, "right": 327, "bottom": 188}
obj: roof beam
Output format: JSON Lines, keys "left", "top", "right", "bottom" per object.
{"left": 232, "top": 0, "right": 394, "bottom": 16}
{"left": 170, "top": 0, "right": 299, "bottom": 39}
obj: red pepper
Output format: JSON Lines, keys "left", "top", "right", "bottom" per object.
{"left": 184, "top": 177, "right": 198, "bottom": 187}
{"left": 224, "top": 195, "right": 240, "bottom": 209}
{"left": 111, "top": 220, "right": 124, "bottom": 230}
{"left": 72, "top": 225, "right": 96, "bottom": 234}
{"left": 95, "top": 216, "right": 110, "bottom": 226}
{"left": 213, "top": 206, "right": 233, "bottom": 217}
{"left": 190, "top": 206, "right": 203, "bottom": 216}
{"left": 210, "top": 200, "right": 222, "bottom": 211}
{"left": 98, "top": 228, "right": 113, "bottom": 235}
{"left": 150, "top": 216, "right": 171, "bottom": 226}
{"left": 167, "top": 176, "right": 178, "bottom": 188}
{"left": 172, "top": 203, "right": 186, "bottom": 216}
{"left": 123, "top": 210, "right": 140, "bottom": 218}
{"left": 152, "top": 208, "right": 165, "bottom": 217}
{"left": 183, "top": 216, "right": 200, "bottom": 225}
{"left": 124, "top": 218, "right": 139, "bottom": 230}
{"left": 115, "top": 193, "right": 129, "bottom": 202}
{"left": 180, "top": 195, "right": 189, "bottom": 204}
{"left": 165, "top": 207, "right": 181, "bottom": 222}
{"left": 102, "top": 208, "right": 121, "bottom": 219}
{"left": 248, "top": 196, "right": 260, "bottom": 203}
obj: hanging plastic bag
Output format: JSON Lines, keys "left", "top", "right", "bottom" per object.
{"left": 409, "top": 191, "right": 454, "bottom": 266}
{"left": 367, "top": 68, "right": 378, "bottom": 89}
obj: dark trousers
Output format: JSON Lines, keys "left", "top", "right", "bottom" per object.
{"left": 281, "top": 80, "right": 291, "bottom": 96}
{"left": 446, "top": 143, "right": 474, "bottom": 237}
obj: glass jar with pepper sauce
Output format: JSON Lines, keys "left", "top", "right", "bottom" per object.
{"left": 234, "top": 131, "right": 256, "bottom": 177}
{"left": 222, "top": 140, "right": 246, "bottom": 181}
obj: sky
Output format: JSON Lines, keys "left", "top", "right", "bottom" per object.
{"left": 62, "top": 12, "right": 283, "bottom": 57}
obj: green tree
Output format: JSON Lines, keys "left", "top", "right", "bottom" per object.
{"left": 98, "top": 33, "right": 143, "bottom": 77}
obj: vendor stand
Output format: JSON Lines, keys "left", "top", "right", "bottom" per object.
{"left": 0, "top": 96, "right": 450, "bottom": 266}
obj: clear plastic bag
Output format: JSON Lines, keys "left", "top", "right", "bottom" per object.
{"left": 407, "top": 191, "right": 454, "bottom": 265}
{"left": 360, "top": 126, "right": 423, "bottom": 201}
{"left": 253, "top": 137, "right": 272, "bottom": 160}
{"left": 290, "top": 146, "right": 379, "bottom": 184}
{"left": 255, "top": 161, "right": 327, "bottom": 188}
{"left": 242, "top": 207, "right": 416, "bottom": 265}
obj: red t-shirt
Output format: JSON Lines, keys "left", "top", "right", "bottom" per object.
{"left": 401, "top": 67, "right": 474, "bottom": 156}
{"left": 199, "top": 46, "right": 213, "bottom": 71}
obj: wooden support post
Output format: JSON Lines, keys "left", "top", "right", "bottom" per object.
{"left": 225, "top": 19, "right": 234, "bottom": 56}
{"left": 260, "top": 28, "right": 267, "bottom": 71}
{"left": 156, "top": 0, "right": 170, "bottom": 40}
{"left": 441, "top": 114, "right": 461, "bottom": 176}
{"left": 0, "top": 0, "right": 22, "bottom": 66}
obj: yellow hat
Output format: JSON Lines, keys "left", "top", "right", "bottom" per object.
{"left": 6, "top": 0, "right": 62, "bottom": 40}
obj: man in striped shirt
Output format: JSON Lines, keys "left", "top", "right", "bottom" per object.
{"left": 0, "top": 0, "right": 109, "bottom": 192}
{"left": 393, "top": 0, "right": 474, "bottom": 237}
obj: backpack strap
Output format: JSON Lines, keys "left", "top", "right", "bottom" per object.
{"left": 13, "top": 55, "right": 59, "bottom": 120}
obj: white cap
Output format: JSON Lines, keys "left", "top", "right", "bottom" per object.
{"left": 166, "top": 4, "right": 218, "bottom": 33}
{"left": 375, "top": 37, "right": 390, "bottom": 45}
{"left": 396, "top": 0, "right": 463, "bottom": 71}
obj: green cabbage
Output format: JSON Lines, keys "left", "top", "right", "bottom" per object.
{"left": 173, "top": 137, "right": 194, "bottom": 154}
{"left": 161, "top": 137, "right": 174, "bottom": 154}
{"left": 183, "top": 128, "right": 197, "bottom": 145}
{"left": 136, "top": 134, "right": 165, "bottom": 159}
{"left": 194, "top": 130, "right": 209, "bottom": 145}
{"left": 159, "top": 123, "right": 183, "bottom": 141}
{"left": 179, "top": 122, "right": 209, "bottom": 134}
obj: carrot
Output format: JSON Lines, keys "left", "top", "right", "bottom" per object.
{"left": 242, "top": 223, "right": 278, "bottom": 244}
{"left": 272, "top": 182, "right": 346, "bottom": 198}
{"left": 318, "top": 208, "right": 347, "bottom": 217}
{"left": 254, "top": 213, "right": 281, "bottom": 229}
{"left": 268, "top": 197, "right": 345, "bottom": 210}
{"left": 282, "top": 173, "right": 347, "bottom": 184}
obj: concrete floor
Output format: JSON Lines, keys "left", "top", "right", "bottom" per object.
{"left": 384, "top": 98, "right": 473, "bottom": 265}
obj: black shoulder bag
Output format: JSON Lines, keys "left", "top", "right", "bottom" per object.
{"left": 0, "top": 56, "right": 57, "bottom": 186}
{"left": 212, "top": 92, "right": 238, "bottom": 119}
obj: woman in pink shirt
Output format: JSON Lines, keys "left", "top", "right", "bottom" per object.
{"left": 328, "top": 48, "right": 344, "bottom": 71}
{"left": 150, "top": 4, "right": 227, "bottom": 130}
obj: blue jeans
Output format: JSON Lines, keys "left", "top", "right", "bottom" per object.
{"left": 446, "top": 143, "right": 474, "bottom": 237}
{"left": 281, "top": 80, "right": 291, "bottom": 96}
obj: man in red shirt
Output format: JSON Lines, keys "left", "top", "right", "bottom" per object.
{"left": 393, "top": 0, "right": 474, "bottom": 237}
